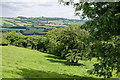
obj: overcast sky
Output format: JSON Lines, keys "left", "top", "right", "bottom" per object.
{"left": 0, "top": 0, "right": 80, "bottom": 19}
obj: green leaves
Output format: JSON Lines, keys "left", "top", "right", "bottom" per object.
{"left": 1, "top": 38, "right": 10, "bottom": 45}
{"left": 46, "top": 24, "right": 91, "bottom": 65}
{"left": 59, "top": 0, "right": 120, "bottom": 78}
{"left": 91, "top": 36, "right": 120, "bottom": 78}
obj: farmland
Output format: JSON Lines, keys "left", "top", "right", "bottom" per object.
{"left": 0, "top": 16, "right": 85, "bottom": 35}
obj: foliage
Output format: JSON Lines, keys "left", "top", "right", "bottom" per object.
{"left": 46, "top": 24, "right": 91, "bottom": 65}
{"left": 59, "top": 0, "right": 120, "bottom": 78}
{"left": 90, "top": 36, "right": 120, "bottom": 78}
{"left": 46, "top": 28, "right": 65, "bottom": 56}
{"left": 36, "top": 36, "right": 48, "bottom": 52}
{"left": 0, "top": 33, "right": 10, "bottom": 45}
{"left": 6, "top": 31, "right": 24, "bottom": 45}
{"left": 63, "top": 25, "right": 91, "bottom": 65}
{"left": 1, "top": 38, "right": 10, "bottom": 45}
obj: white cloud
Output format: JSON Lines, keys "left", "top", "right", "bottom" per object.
{"left": 1, "top": 1, "right": 80, "bottom": 19}
{"left": 1, "top": 0, "right": 58, "bottom": 3}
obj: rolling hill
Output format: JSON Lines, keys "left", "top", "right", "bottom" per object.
{"left": 0, "top": 16, "right": 85, "bottom": 35}
{"left": 1, "top": 46, "right": 101, "bottom": 78}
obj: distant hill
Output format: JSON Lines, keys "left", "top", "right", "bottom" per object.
{"left": 0, "top": 16, "right": 86, "bottom": 35}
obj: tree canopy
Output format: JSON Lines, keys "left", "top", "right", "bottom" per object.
{"left": 59, "top": 0, "right": 120, "bottom": 78}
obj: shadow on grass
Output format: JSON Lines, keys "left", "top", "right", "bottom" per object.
{"left": 47, "top": 59, "right": 85, "bottom": 66}
{"left": 45, "top": 55, "right": 85, "bottom": 66}
{"left": 16, "top": 68, "right": 107, "bottom": 80}
{"left": 17, "top": 68, "right": 74, "bottom": 78}
{"left": 45, "top": 55, "right": 63, "bottom": 60}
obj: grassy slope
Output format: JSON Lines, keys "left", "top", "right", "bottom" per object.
{"left": 1, "top": 46, "right": 118, "bottom": 78}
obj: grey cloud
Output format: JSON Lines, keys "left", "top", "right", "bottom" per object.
{"left": 2, "top": 2, "right": 26, "bottom": 10}
{"left": 37, "top": 2, "right": 59, "bottom": 7}
{"left": 1, "top": 2, "right": 59, "bottom": 10}
{"left": 1, "top": 2, "right": 80, "bottom": 19}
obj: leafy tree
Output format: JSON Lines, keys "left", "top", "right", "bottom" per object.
{"left": 59, "top": 1, "right": 120, "bottom": 39}
{"left": 30, "top": 36, "right": 39, "bottom": 49}
{"left": 46, "top": 28, "right": 65, "bottom": 56}
{"left": 24, "top": 36, "right": 33, "bottom": 48}
{"left": 61, "top": 24, "right": 91, "bottom": 65}
{"left": 36, "top": 36, "right": 48, "bottom": 52}
{"left": 14, "top": 38, "right": 27, "bottom": 47}
{"left": 17, "top": 16, "right": 27, "bottom": 19}
{"left": 0, "top": 33, "right": 10, "bottom": 45}
{"left": 90, "top": 36, "right": 120, "bottom": 78}
{"left": 5, "top": 31, "right": 29, "bottom": 47}
{"left": 59, "top": 0, "right": 120, "bottom": 78}
{"left": 46, "top": 24, "right": 91, "bottom": 65}
{"left": 6, "top": 31, "right": 23, "bottom": 45}
{"left": 0, "top": 38, "right": 10, "bottom": 45}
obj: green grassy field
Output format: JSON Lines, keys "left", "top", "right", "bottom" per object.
{"left": 1, "top": 46, "right": 118, "bottom": 79}
{"left": 0, "top": 28, "right": 26, "bottom": 31}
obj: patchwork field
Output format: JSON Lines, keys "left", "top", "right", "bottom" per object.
{"left": 1, "top": 17, "right": 85, "bottom": 35}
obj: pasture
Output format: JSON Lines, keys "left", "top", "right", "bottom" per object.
{"left": 1, "top": 46, "right": 118, "bottom": 79}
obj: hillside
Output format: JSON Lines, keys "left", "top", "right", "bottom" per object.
{"left": 0, "top": 16, "right": 85, "bottom": 35}
{"left": 1, "top": 46, "right": 103, "bottom": 78}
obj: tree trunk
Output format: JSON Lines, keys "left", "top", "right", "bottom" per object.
{"left": 32, "top": 45, "right": 34, "bottom": 49}
{"left": 71, "top": 60, "right": 74, "bottom": 63}
{"left": 74, "top": 61, "right": 78, "bottom": 66}
{"left": 61, "top": 54, "right": 65, "bottom": 59}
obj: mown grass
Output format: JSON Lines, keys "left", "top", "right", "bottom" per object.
{"left": 1, "top": 46, "right": 118, "bottom": 79}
